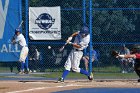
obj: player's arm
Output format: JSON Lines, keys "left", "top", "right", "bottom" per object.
{"left": 71, "top": 34, "right": 90, "bottom": 49}
{"left": 118, "top": 54, "right": 136, "bottom": 59}
{"left": 70, "top": 32, "right": 79, "bottom": 37}
{"left": 66, "top": 32, "right": 79, "bottom": 43}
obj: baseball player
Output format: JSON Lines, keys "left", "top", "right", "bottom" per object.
{"left": 57, "top": 26, "right": 93, "bottom": 82}
{"left": 12, "top": 29, "right": 29, "bottom": 74}
{"left": 116, "top": 45, "right": 140, "bottom": 82}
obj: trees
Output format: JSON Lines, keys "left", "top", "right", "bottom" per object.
{"left": 28, "top": 0, "right": 140, "bottom": 42}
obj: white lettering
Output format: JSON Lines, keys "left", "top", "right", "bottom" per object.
{"left": 0, "top": 44, "right": 20, "bottom": 53}
{"left": 9, "top": 44, "right": 14, "bottom": 52}
{"left": 35, "top": 19, "right": 55, "bottom": 24}
{"left": 0, "top": 0, "right": 9, "bottom": 39}
{"left": 15, "top": 44, "right": 20, "bottom": 52}
{"left": 1, "top": 44, "right": 8, "bottom": 52}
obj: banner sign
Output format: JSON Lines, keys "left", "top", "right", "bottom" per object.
{"left": 0, "top": 0, "right": 21, "bottom": 61}
{"left": 29, "top": 6, "right": 61, "bottom": 40}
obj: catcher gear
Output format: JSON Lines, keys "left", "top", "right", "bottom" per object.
{"left": 111, "top": 50, "right": 119, "bottom": 57}
{"left": 132, "top": 44, "right": 140, "bottom": 53}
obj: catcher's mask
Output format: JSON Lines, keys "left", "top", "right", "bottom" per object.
{"left": 132, "top": 45, "right": 140, "bottom": 53}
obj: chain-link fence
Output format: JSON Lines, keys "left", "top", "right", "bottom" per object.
{"left": 0, "top": 0, "right": 140, "bottom": 80}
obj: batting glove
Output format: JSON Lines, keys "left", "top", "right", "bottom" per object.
{"left": 68, "top": 42, "right": 73, "bottom": 45}
{"left": 67, "top": 36, "right": 72, "bottom": 42}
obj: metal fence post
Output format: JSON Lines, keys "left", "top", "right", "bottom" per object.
{"left": 25, "top": 0, "right": 29, "bottom": 70}
{"left": 89, "top": 0, "right": 93, "bottom": 74}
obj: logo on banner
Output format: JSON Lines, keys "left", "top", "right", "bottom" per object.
{"left": 35, "top": 13, "right": 55, "bottom": 30}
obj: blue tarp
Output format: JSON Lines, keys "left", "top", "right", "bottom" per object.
{"left": 0, "top": 0, "right": 22, "bottom": 61}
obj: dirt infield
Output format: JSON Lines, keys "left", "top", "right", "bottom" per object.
{"left": 0, "top": 80, "right": 140, "bottom": 93}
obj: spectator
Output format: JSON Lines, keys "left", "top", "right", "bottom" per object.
{"left": 118, "top": 45, "right": 131, "bottom": 73}
{"left": 28, "top": 45, "right": 38, "bottom": 73}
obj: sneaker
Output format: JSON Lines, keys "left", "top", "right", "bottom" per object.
{"left": 24, "top": 70, "right": 29, "bottom": 74}
{"left": 88, "top": 72, "right": 93, "bottom": 81}
{"left": 57, "top": 77, "right": 64, "bottom": 83}
{"left": 138, "top": 79, "right": 140, "bottom": 82}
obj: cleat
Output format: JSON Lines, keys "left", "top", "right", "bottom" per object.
{"left": 57, "top": 77, "right": 64, "bottom": 83}
{"left": 88, "top": 72, "right": 93, "bottom": 81}
{"left": 18, "top": 71, "right": 25, "bottom": 75}
{"left": 24, "top": 69, "right": 30, "bottom": 74}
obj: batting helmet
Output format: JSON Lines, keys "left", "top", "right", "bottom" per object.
{"left": 15, "top": 28, "right": 21, "bottom": 35}
{"left": 79, "top": 26, "right": 89, "bottom": 34}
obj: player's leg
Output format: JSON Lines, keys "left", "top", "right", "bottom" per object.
{"left": 134, "top": 63, "right": 140, "bottom": 82}
{"left": 72, "top": 51, "right": 93, "bottom": 80}
{"left": 57, "top": 51, "right": 73, "bottom": 82}
{"left": 24, "top": 47, "right": 29, "bottom": 73}
{"left": 19, "top": 47, "right": 29, "bottom": 74}
{"left": 20, "top": 62, "right": 25, "bottom": 74}
{"left": 18, "top": 48, "right": 25, "bottom": 74}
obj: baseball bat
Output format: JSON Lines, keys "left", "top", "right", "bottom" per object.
{"left": 18, "top": 20, "right": 23, "bottom": 28}
{"left": 59, "top": 42, "right": 68, "bottom": 52}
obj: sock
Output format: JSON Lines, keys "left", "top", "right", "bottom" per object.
{"left": 80, "top": 69, "right": 89, "bottom": 76}
{"left": 21, "top": 62, "right": 25, "bottom": 71}
{"left": 62, "top": 70, "right": 69, "bottom": 79}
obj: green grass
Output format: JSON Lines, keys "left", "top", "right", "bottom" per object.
{"left": 31, "top": 72, "right": 138, "bottom": 79}
{"left": 0, "top": 66, "right": 138, "bottom": 80}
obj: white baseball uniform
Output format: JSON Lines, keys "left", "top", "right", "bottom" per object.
{"left": 64, "top": 32, "right": 90, "bottom": 72}
{"left": 15, "top": 34, "right": 29, "bottom": 62}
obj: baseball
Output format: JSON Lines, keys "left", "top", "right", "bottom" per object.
{"left": 48, "top": 46, "right": 51, "bottom": 49}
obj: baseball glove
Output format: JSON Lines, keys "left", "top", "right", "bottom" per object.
{"left": 111, "top": 50, "right": 119, "bottom": 57}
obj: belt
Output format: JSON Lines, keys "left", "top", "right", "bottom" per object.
{"left": 74, "top": 49, "right": 83, "bottom": 51}
{"left": 22, "top": 45, "right": 28, "bottom": 47}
